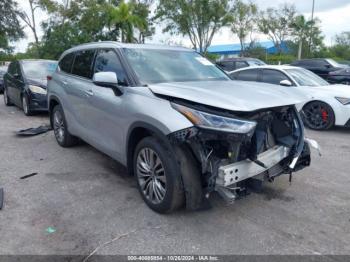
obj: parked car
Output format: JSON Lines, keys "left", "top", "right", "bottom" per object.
{"left": 230, "top": 65, "right": 350, "bottom": 130}
{"left": 3, "top": 59, "right": 57, "bottom": 115}
{"left": 48, "top": 42, "right": 312, "bottom": 213}
{"left": 0, "top": 65, "right": 8, "bottom": 93}
{"left": 290, "top": 58, "right": 350, "bottom": 85}
{"left": 216, "top": 57, "right": 266, "bottom": 73}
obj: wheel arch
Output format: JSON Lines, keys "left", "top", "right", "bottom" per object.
{"left": 126, "top": 122, "right": 173, "bottom": 176}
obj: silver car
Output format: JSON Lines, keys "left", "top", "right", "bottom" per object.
{"left": 48, "top": 42, "right": 312, "bottom": 213}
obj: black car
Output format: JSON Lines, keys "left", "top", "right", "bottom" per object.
{"left": 216, "top": 57, "right": 266, "bottom": 73}
{"left": 0, "top": 65, "right": 8, "bottom": 93}
{"left": 290, "top": 58, "right": 350, "bottom": 85}
{"left": 3, "top": 59, "right": 57, "bottom": 115}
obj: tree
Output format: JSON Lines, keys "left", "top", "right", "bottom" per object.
{"left": 0, "top": 0, "right": 24, "bottom": 52}
{"left": 229, "top": 0, "right": 257, "bottom": 57}
{"left": 156, "top": 0, "right": 231, "bottom": 53}
{"left": 291, "top": 15, "right": 314, "bottom": 59}
{"left": 258, "top": 4, "right": 296, "bottom": 54}
{"left": 108, "top": 0, "right": 151, "bottom": 43}
{"left": 18, "top": 0, "right": 44, "bottom": 56}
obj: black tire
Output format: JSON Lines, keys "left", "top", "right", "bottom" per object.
{"left": 133, "top": 136, "right": 184, "bottom": 213}
{"left": 3, "top": 88, "right": 13, "bottom": 106}
{"left": 22, "top": 94, "right": 33, "bottom": 116}
{"left": 51, "top": 104, "right": 79, "bottom": 147}
{"left": 302, "top": 101, "right": 335, "bottom": 130}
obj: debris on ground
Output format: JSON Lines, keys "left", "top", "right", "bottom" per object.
{"left": 16, "top": 125, "right": 52, "bottom": 137}
{"left": 20, "top": 172, "right": 39, "bottom": 180}
{"left": 45, "top": 227, "right": 56, "bottom": 234}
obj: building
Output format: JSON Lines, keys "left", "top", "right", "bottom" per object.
{"left": 206, "top": 41, "right": 287, "bottom": 59}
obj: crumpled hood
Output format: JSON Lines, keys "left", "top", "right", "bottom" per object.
{"left": 26, "top": 78, "right": 48, "bottom": 89}
{"left": 149, "top": 80, "right": 309, "bottom": 112}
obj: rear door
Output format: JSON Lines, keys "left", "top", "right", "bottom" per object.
{"left": 57, "top": 50, "right": 96, "bottom": 140}
{"left": 6, "top": 62, "right": 24, "bottom": 106}
{"left": 230, "top": 68, "right": 260, "bottom": 82}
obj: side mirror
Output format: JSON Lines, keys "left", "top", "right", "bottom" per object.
{"left": 279, "top": 80, "right": 292, "bottom": 87}
{"left": 93, "top": 72, "right": 123, "bottom": 96}
{"left": 325, "top": 64, "right": 331, "bottom": 68}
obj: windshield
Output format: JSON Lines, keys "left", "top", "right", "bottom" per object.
{"left": 123, "top": 48, "right": 229, "bottom": 84}
{"left": 326, "top": 59, "right": 348, "bottom": 68}
{"left": 286, "top": 68, "right": 329, "bottom": 86}
{"left": 247, "top": 59, "right": 266, "bottom": 66}
{"left": 22, "top": 61, "right": 57, "bottom": 79}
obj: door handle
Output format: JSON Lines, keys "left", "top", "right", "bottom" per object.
{"left": 84, "top": 89, "right": 94, "bottom": 97}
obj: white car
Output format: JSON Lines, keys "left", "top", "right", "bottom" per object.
{"left": 229, "top": 65, "right": 350, "bottom": 130}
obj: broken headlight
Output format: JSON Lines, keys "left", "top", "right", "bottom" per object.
{"left": 171, "top": 103, "right": 257, "bottom": 134}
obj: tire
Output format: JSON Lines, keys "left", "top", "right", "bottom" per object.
{"left": 3, "top": 88, "right": 13, "bottom": 106}
{"left": 22, "top": 94, "right": 33, "bottom": 116}
{"left": 302, "top": 101, "right": 335, "bottom": 130}
{"left": 51, "top": 104, "right": 79, "bottom": 147}
{"left": 133, "top": 136, "right": 184, "bottom": 213}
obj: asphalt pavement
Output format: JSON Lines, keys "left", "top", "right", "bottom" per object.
{"left": 0, "top": 95, "right": 349, "bottom": 256}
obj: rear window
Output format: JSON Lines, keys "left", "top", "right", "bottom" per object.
{"left": 71, "top": 50, "right": 95, "bottom": 79}
{"left": 59, "top": 53, "right": 75, "bottom": 73}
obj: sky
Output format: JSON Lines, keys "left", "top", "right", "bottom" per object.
{"left": 14, "top": 0, "right": 350, "bottom": 52}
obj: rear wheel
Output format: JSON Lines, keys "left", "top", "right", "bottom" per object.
{"left": 52, "top": 104, "right": 79, "bottom": 147}
{"left": 134, "top": 136, "right": 184, "bottom": 213}
{"left": 3, "top": 88, "right": 13, "bottom": 106}
{"left": 302, "top": 101, "right": 335, "bottom": 130}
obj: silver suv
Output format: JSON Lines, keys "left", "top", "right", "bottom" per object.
{"left": 48, "top": 42, "right": 312, "bottom": 213}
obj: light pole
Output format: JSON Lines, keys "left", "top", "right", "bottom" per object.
{"left": 309, "top": 0, "right": 315, "bottom": 56}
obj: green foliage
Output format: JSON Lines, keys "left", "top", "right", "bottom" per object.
{"left": 229, "top": 0, "right": 257, "bottom": 56}
{"left": 258, "top": 4, "right": 296, "bottom": 54}
{"left": 156, "top": 0, "right": 231, "bottom": 53}
{"left": 0, "top": 0, "right": 24, "bottom": 52}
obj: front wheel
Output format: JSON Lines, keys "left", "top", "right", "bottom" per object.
{"left": 22, "top": 94, "right": 33, "bottom": 116}
{"left": 302, "top": 101, "right": 335, "bottom": 130}
{"left": 134, "top": 137, "right": 184, "bottom": 213}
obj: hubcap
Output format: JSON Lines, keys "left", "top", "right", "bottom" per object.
{"left": 303, "top": 103, "right": 329, "bottom": 129}
{"left": 53, "top": 110, "right": 65, "bottom": 143}
{"left": 136, "top": 148, "right": 166, "bottom": 204}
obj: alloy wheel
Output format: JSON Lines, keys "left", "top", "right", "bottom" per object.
{"left": 136, "top": 148, "right": 167, "bottom": 204}
{"left": 303, "top": 102, "right": 331, "bottom": 129}
{"left": 53, "top": 110, "right": 65, "bottom": 143}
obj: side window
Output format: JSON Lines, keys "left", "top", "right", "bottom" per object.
{"left": 71, "top": 50, "right": 96, "bottom": 79}
{"left": 7, "top": 62, "right": 16, "bottom": 75}
{"left": 93, "top": 49, "right": 128, "bottom": 86}
{"left": 235, "top": 61, "right": 248, "bottom": 69}
{"left": 59, "top": 53, "right": 75, "bottom": 74}
{"left": 235, "top": 69, "right": 259, "bottom": 81}
{"left": 261, "top": 69, "right": 289, "bottom": 85}
{"left": 217, "top": 61, "right": 235, "bottom": 71}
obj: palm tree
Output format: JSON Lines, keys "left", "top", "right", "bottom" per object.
{"left": 108, "top": 1, "right": 146, "bottom": 43}
{"left": 292, "top": 15, "right": 314, "bottom": 59}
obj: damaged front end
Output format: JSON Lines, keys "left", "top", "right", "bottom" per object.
{"left": 168, "top": 101, "right": 311, "bottom": 204}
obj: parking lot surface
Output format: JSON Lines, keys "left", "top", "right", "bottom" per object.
{"left": 0, "top": 96, "right": 349, "bottom": 256}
